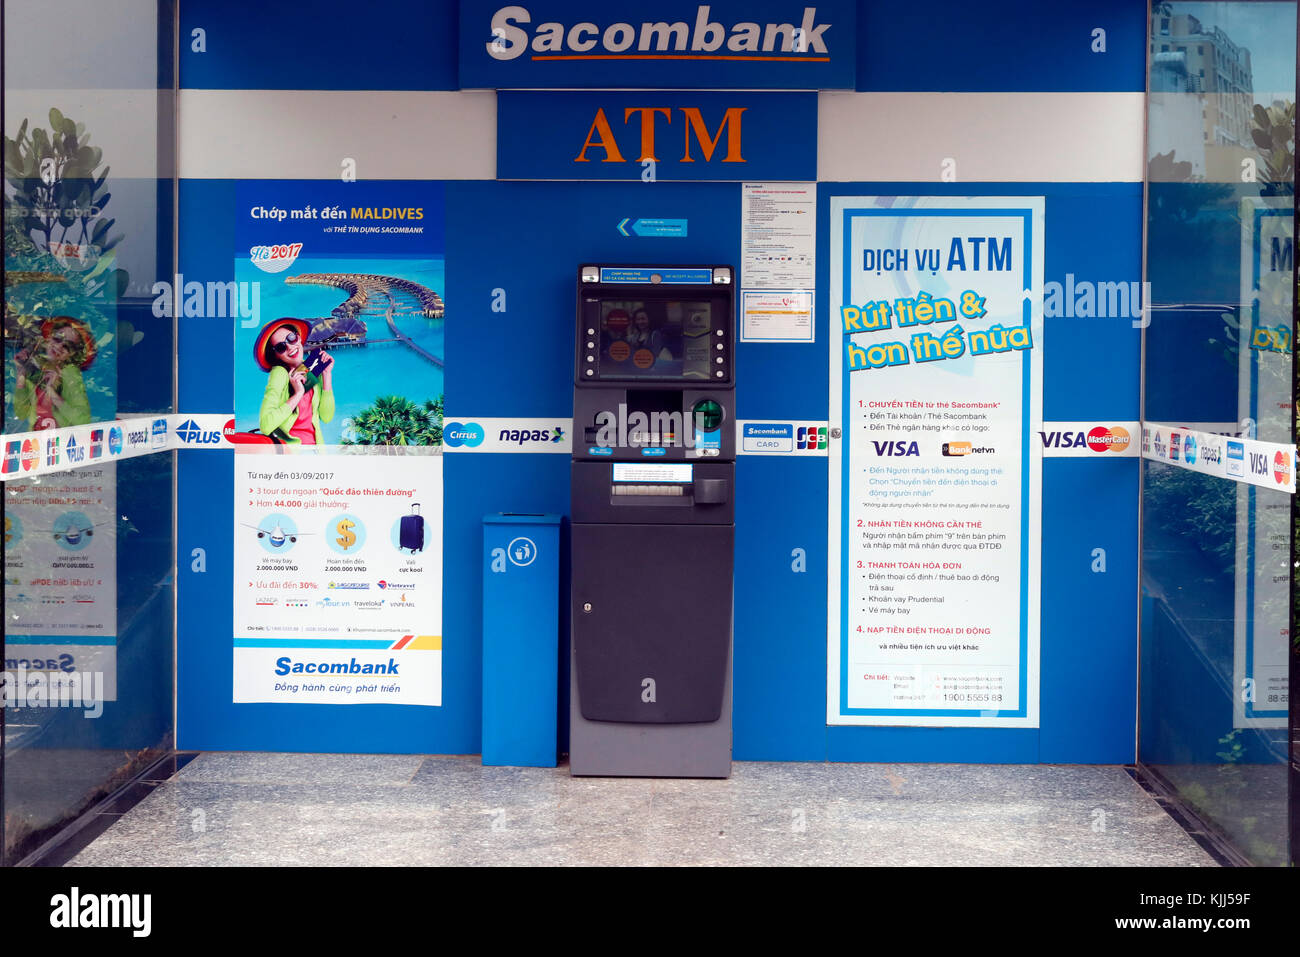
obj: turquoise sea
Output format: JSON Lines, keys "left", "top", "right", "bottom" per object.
{"left": 235, "top": 256, "right": 445, "bottom": 441}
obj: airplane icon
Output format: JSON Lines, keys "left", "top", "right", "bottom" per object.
{"left": 242, "top": 522, "right": 312, "bottom": 548}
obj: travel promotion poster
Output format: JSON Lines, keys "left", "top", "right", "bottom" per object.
{"left": 827, "top": 196, "right": 1044, "bottom": 727}
{"left": 231, "top": 181, "right": 445, "bottom": 706}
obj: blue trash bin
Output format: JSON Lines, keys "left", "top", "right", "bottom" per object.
{"left": 481, "top": 514, "right": 561, "bottom": 767}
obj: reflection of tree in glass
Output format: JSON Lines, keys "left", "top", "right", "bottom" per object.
{"left": 1250, "top": 101, "right": 1294, "bottom": 188}
{"left": 4, "top": 109, "right": 128, "bottom": 427}
{"left": 342, "top": 395, "right": 444, "bottom": 447}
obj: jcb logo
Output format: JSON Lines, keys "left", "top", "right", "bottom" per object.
{"left": 576, "top": 107, "right": 746, "bottom": 164}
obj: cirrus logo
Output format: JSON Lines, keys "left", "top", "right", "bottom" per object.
{"left": 108, "top": 427, "right": 124, "bottom": 456}
{"left": 1182, "top": 435, "right": 1197, "bottom": 465}
{"left": 443, "top": 422, "right": 485, "bottom": 448}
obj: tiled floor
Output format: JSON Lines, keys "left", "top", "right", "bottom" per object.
{"left": 68, "top": 754, "right": 1217, "bottom": 866}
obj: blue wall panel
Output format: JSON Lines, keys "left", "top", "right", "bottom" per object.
{"left": 856, "top": 0, "right": 1147, "bottom": 92}
{"left": 732, "top": 456, "right": 829, "bottom": 760}
{"left": 180, "top": 0, "right": 458, "bottom": 91}
{"left": 1038, "top": 458, "right": 1138, "bottom": 763}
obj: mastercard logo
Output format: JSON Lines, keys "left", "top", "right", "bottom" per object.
{"left": 20, "top": 438, "right": 39, "bottom": 471}
{"left": 1274, "top": 450, "right": 1291, "bottom": 485}
{"left": 1086, "top": 426, "right": 1130, "bottom": 453}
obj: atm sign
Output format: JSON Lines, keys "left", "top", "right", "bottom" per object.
{"left": 497, "top": 91, "right": 816, "bottom": 181}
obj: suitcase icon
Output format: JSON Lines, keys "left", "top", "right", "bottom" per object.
{"left": 399, "top": 503, "right": 424, "bottom": 553}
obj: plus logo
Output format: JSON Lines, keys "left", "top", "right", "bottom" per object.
{"left": 175, "top": 419, "right": 223, "bottom": 445}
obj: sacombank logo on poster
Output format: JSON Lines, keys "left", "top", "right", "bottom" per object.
{"left": 461, "top": 2, "right": 856, "bottom": 89}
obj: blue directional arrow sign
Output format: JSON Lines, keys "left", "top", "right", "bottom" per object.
{"left": 616, "top": 218, "right": 688, "bottom": 238}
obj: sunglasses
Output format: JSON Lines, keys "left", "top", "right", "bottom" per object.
{"left": 272, "top": 331, "right": 299, "bottom": 355}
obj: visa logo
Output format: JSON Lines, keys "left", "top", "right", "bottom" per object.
{"left": 872, "top": 440, "right": 918, "bottom": 456}
{"left": 1039, "top": 430, "right": 1086, "bottom": 448}
{"left": 1249, "top": 451, "right": 1268, "bottom": 476}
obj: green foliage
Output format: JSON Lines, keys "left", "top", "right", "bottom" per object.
{"left": 1143, "top": 464, "right": 1238, "bottom": 574}
{"left": 342, "top": 394, "right": 443, "bottom": 447}
{"left": 1250, "top": 101, "right": 1295, "bottom": 187}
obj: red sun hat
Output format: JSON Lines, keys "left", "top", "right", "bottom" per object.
{"left": 254, "top": 318, "right": 311, "bottom": 371}
{"left": 40, "top": 317, "right": 97, "bottom": 370}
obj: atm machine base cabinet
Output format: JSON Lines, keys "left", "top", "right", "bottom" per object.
{"left": 568, "top": 644, "right": 733, "bottom": 778}
{"left": 569, "top": 523, "right": 733, "bottom": 778}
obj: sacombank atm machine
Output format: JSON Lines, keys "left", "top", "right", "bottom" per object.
{"left": 570, "top": 265, "right": 735, "bottom": 778}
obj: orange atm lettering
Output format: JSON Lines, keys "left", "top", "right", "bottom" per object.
{"left": 624, "top": 107, "right": 671, "bottom": 162}
{"left": 574, "top": 108, "right": 627, "bottom": 163}
{"left": 681, "top": 107, "right": 746, "bottom": 163}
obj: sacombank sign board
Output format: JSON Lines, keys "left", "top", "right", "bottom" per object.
{"left": 459, "top": 2, "right": 856, "bottom": 89}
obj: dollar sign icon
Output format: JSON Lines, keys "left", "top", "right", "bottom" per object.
{"left": 336, "top": 518, "right": 357, "bottom": 550}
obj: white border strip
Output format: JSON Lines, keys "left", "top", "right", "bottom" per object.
{"left": 178, "top": 90, "right": 497, "bottom": 180}
{"left": 1142, "top": 422, "right": 1296, "bottom": 494}
{"left": 818, "top": 92, "right": 1144, "bottom": 183}
{"left": 1, "top": 415, "right": 170, "bottom": 481}
{"left": 1037, "top": 420, "right": 1140, "bottom": 458}
{"left": 735, "top": 419, "right": 828, "bottom": 456}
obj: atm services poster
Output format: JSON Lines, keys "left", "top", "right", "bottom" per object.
{"left": 233, "top": 450, "right": 442, "bottom": 706}
{"left": 1233, "top": 198, "right": 1291, "bottom": 729}
{"left": 827, "top": 196, "right": 1044, "bottom": 727}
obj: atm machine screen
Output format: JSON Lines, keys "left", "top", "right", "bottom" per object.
{"left": 586, "top": 297, "right": 727, "bottom": 381}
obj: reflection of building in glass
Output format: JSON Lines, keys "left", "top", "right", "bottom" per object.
{"left": 1150, "top": 52, "right": 1206, "bottom": 179}
{"left": 1152, "top": 12, "right": 1254, "bottom": 147}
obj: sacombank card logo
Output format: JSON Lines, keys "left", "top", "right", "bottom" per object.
{"left": 443, "top": 422, "right": 485, "bottom": 448}
{"left": 151, "top": 418, "right": 168, "bottom": 448}
{"left": 1226, "top": 440, "right": 1245, "bottom": 476}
